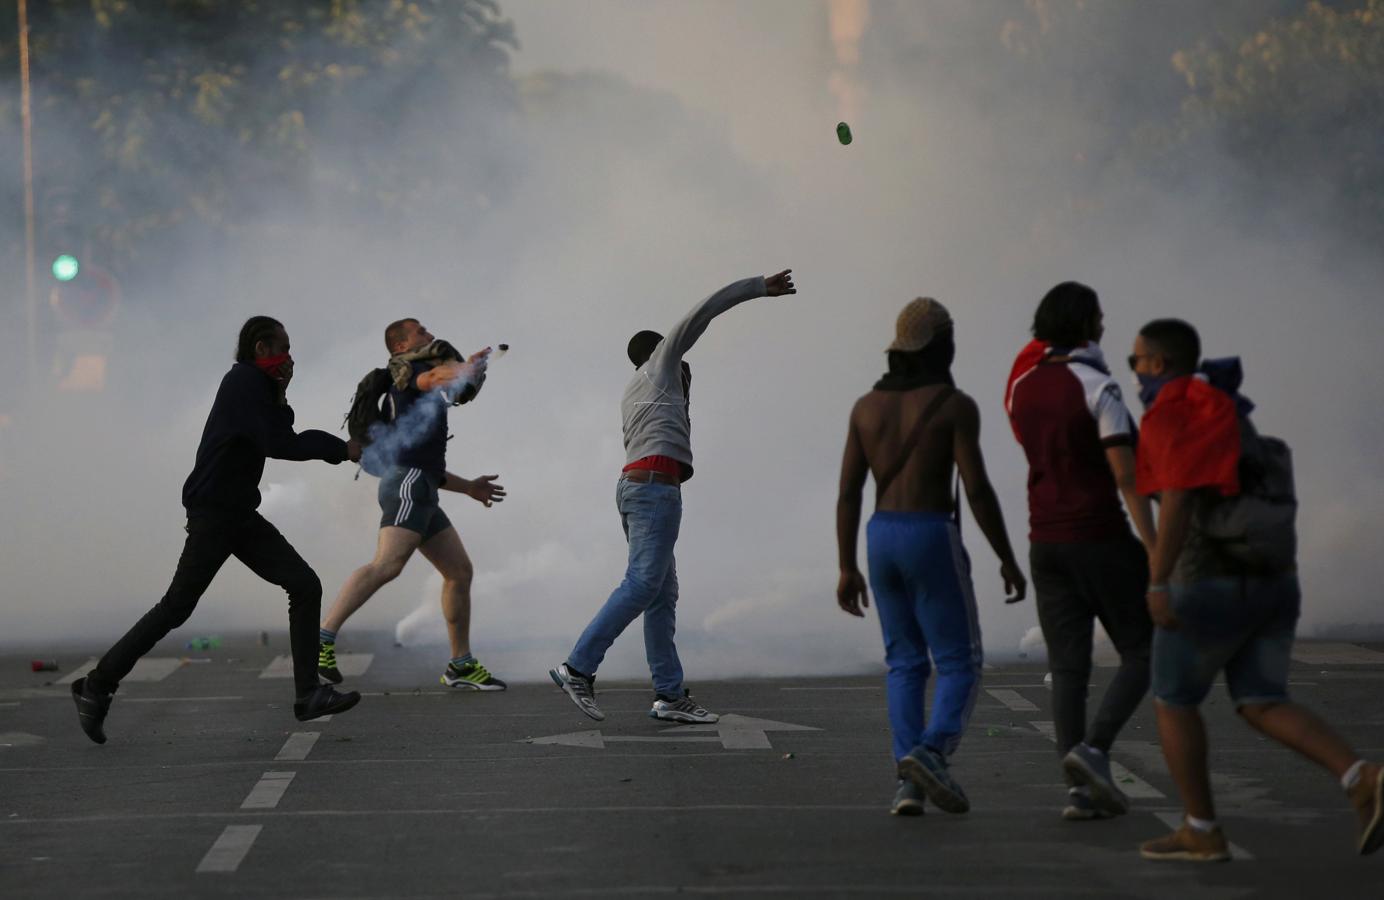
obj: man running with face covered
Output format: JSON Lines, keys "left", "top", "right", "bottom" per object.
{"left": 550, "top": 269, "right": 797, "bottom": 724}
{"left": 71, "top": 316, "right": 363, "bottom": 744}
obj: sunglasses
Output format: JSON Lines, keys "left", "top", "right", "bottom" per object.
{"left": 1127, "top": 352, "right": 1155, "bottom": 371}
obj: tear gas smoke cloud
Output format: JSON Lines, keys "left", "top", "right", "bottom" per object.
{"left": 1, "top": 2, "right": 1381, "bottom": 683}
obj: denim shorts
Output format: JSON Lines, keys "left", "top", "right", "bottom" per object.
{"left": 1151, "top": 574, "right": 1300, "bottom": 708}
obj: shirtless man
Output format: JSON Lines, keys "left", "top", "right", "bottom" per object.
{"left": 835, "top": 297, "right": 1027, "bottom": 816}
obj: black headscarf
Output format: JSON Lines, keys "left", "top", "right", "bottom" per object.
{"left": 874, "top": 331, "right": 956, "bottom": 391}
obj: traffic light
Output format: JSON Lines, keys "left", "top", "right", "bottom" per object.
{"left": 51, "top": 253, "right": 80, "bottom": 282}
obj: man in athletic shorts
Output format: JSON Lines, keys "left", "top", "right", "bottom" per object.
{"left": 318, "top": 318, "right": 507, "bottom": 690}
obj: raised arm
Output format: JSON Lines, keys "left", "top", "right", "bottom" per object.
{"left": 835, "top": 400, "right": 871, "bottom": 617}
{"left": 952, "top": 393, "right": 1027, "bottom": 603}
{"left": 650, "top": 270, "right": 794, "bottom": 375}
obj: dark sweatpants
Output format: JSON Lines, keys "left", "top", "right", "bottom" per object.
{"left": 1031, "top": 535, "right": 1152, "bottom": 763}
{"left": 89, "top": 511, "right": 322, "bottom": 699}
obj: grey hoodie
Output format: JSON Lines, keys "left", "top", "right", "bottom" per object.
{"left": 621, "top": 276, "right": 767, "bottom": 480}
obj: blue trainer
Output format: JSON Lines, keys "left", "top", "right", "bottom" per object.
{"left": 897, "top": 745, "right": 969, "bottom": 814}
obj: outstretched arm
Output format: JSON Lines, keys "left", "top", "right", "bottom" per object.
{"left": 440, "top": 472, "right": 506, "bottom": 508}
{"left": 652, "top": 270, "right": 794, "bottom": 374}
{"left": 952, "top": 394, "right": 1027, "bottom": 603}
{"left": 835, "top": 401, "right": 870, "bottom": 617}
{"left": 234, "top": 365, "right": 350, "bottom": 464}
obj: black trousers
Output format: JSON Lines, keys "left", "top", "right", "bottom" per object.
{"left": 90, "top": 510, "right": 323, "bottom": 698}
{"left": 1031, "top": 535, "right": 1152, "bottom": 762}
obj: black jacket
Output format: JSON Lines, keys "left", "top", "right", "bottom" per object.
{"left": 181, "top": 362, "right": 348, "bottom": 513}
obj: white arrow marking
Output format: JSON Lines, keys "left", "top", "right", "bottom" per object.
{"left": 523, "top": 715, "right": 821, "bottom": 750}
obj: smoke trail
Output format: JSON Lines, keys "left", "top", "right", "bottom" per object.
{"left": 829, "top": 0, "right": 870, "bottom": 122}
{"left": 359, "top": 362, "right": 486, "bottom": 475}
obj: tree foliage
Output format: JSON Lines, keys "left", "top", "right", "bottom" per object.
{"left": 0, "top": 0, "right": 517, "bottom": 272}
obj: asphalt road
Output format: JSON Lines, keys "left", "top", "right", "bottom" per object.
{"left": 3, "top": 634, "right": 1383, "bottom": 898}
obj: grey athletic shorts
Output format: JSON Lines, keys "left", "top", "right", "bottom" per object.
{"left": 378, "top": 467, "right": 453, "bottom": 541}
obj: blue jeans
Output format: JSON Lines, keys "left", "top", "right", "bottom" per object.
{"left": 568, "top": 479, "right": 684, "bottom": 698}
{"left": 867, "top": 511, "right": 984, "bottom": 762}
{"left": 1152, "top": 574, "right": 1300, "bottom": 708}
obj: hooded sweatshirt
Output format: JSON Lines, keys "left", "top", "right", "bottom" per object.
{"left": 181, "top": 362, "right": 349, "bottom": 513}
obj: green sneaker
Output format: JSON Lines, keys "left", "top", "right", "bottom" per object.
{"left": 318, "top": 643, "right": 343, "bottom": 685}
{"left": 441, "top": 660, "right": 507, "bottom": 692}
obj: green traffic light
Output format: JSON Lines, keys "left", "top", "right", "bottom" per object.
{"left": 52, "top": 254, "right": 80, "bottom": 282}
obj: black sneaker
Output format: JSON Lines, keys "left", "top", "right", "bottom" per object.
{"left": 294, "top": 684, "right": 361, "bottom": 722}
{"left": 649, "top": 691, "right": 719, "bottom": 724}
{"left": 71, "top": 676, "right": 112, "bottom": 745}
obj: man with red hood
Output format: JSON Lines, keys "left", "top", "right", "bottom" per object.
{"left": 1131, "top": 317, "right": 1382, "bottom": 862}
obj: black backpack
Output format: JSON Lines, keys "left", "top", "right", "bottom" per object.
{"left": 1197, "top": 416, "right": 1297, "bottom": 571}
{"left": 343, "top": 367, "right": 395, "bottom": 447}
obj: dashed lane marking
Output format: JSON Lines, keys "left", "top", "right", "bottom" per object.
{"left": 240, "top": 771, "right": 296, "bottom": 810}
{"left": 987, "top": 688, "right": 1039, "bottom": 712}
{"left": 56, "top": 657, "right": 183, "bottom": 685}
{"left": 274, "top": 732, "right": 320, "bottom": 762}
{"left": 196, "top": 825, "right": 262, "bottom": 873}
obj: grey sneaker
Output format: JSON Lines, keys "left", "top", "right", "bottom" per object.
{"left": 1062, "top": 743, "right": 1129, "bottom": 816}
{"left": 649, "top": 691, "right": 718, "bottom": 724}
{"left": 550, "top": 663, "right": 604, "bottom": 721}
{"left": 891, "top": 780, "right": 925, "bottom": 816}
{"left": 1062, "top": 786, "right": 1114, "bottom": 821}
{"left": 897, "top": 746, "right": 969, "bottom": 814}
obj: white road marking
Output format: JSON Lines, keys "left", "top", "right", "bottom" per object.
{"left": 1291, "top": 643, "right": 1384, "bottom": 665}
{"left": 987, "top": 688, "right": 1039, "bottom": 712}
{"left": 57, "top": 657, "right": 183, "bottom": 685}
{"left": 241, "top": 771, "right": 296, "bottom": 810}
{"left": 274, "top": 732, "right": 320, "bottom": 762}
{"left": 259, "top": 653, "right": 373, "bottom": 679}
{"left": 1028, "top": 721, "right": 1166, "bottom": 799}
{"left": 526, "top": 715, "right": 822, "bottom": 751}
{"left": 196, "top": 824, "right": 262, "bottom": 873}
{"left": 1153, "top": 811, "right": 1254, "bottom": 860}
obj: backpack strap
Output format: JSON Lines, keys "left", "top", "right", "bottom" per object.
{"left": 875, "top": 387, "right": 956, "bottom": 502}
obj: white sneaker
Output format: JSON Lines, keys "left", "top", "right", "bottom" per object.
{"left": 649, "top": 692, "right": 718, "bottom": 724}
{"left": 549, "top": 663, "right": 604, "bottom": 721}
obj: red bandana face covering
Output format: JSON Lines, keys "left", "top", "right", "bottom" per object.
{"left": 254, "top": 353, "right": 291, "bottom": 380}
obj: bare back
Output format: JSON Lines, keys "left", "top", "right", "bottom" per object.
{"left": 853, "top": 385, "right": 961, "bottom": 513}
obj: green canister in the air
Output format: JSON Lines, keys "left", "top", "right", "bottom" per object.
{"left": 836, "top": 121, "right": 853, "bottom": 145}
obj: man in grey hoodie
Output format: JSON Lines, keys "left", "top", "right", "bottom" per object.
{"left": 550, "top": 269, "right": 797, "bottom": 724}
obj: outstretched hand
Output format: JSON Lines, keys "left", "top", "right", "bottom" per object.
{"left": 764, "top": 269, "right": 796, "bottom": 297}
{"left": 465, "top": 474, "right": 506, "bottom": 508}
{"left": 837, "top": 568, "right": 869, "bottom": 617}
